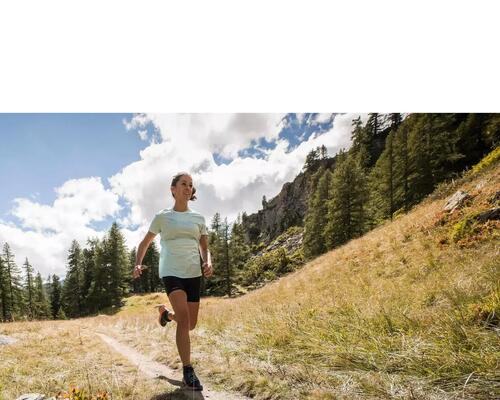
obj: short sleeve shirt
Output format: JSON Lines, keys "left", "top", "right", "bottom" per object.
{"left": 148, "top": 208, "right": 208, "bottom": 278}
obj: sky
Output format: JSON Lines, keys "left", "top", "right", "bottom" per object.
{"left": 0, "top": 113, "right": 366, "bottom": 279}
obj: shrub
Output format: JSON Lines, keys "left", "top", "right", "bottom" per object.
{"left": 57, "top": 386, "right": 109, "bottom": 400}
{"left": 470, "top": 146, "right": 500, "bottom": 175}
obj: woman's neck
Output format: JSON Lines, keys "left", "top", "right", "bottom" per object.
{"left": 173, "top": 201, "right": 189, "bottom": 212}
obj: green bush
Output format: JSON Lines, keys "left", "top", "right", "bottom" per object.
{"left": 471, "top": 146, "right": 500, "bottom": 175}
{"left": 242, "top": 248, "right": 293, "bottom": 285}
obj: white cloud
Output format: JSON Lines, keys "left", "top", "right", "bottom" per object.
{"left": 112, "top": 113, "right": 366, "bottom": 228}
{"left": 2, "top": 113, "right": 367, "bottom": 279}
{"left": 125, "top": 113, "right": 286, "bottom": 159}
{"left": 312, "top": 113, "right": 334, "bottom": 124}
{"left": 138, "top": 129, "right": 149, "bottom": 141}
{"left": 0, "top": 177, "right": 120, "bottom": 278}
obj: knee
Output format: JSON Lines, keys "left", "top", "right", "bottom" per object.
{"left": 176, "top": 313, "right": 190, "bottom": 330}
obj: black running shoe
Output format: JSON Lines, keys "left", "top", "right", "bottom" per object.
{"left": 158, "top": 305, "right": 171, "bottom": 327}
{"left": 182, "top": 365, "right": 203, "bottom": 391}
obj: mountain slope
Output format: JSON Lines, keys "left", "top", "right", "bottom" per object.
{"left": 193, "top": 156, "right": 499, "bottom": 399}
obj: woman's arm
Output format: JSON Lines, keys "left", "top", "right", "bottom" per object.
{"left": 133, "top": 231, "right": 157, "bottom": 279}
{"left": 199, "top": 235, "right": 213, "bottom": 278}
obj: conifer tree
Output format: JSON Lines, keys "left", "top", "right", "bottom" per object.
{"left": 0, "top": 254, "right": 8, "bottom": 321}
{"left": 139, "top": 241, "right": 160, "bottom": 292}
{"left": 324, "top": 154, "right": 368, "bottom": 249}
{"left": 34, "top": 272, "right": 50, "bottom": 319}
{"left": 106, "top": 222, "right": 129, "bottom": 307}
{"left": 406, "top": 114, "right": 462, "bottom": 205}
{"left": 229, "top": 214, "right": 251, "bottom": 286}
{"left": 2, "top": 243, "right": 23, "bottom": 320}
{"left": 222, "top": 217, "right": 231, "bottom": 297}
{"left": 81, "top": 238, "right": 98, "bottom": 313}
{"left": 50, "top": 274, "right": 63, "bottom": 319}
{"left": 368, "top": 130, "right": 396, "bottom": 224}
{"left": 393, "top": 122, "right": 410, "bottom": 212}
{"left": 303, "top": 166, "right": 333, "bottom": 259}
{"left": 319, "top": 144, "right": 328, "bottom": 159}
{"left": 87, "top": 239, "right": 107, "bottom": 313}
{"left": 62, "top": 240, "right": 83, "bottom": 318}
{"left": 356, "top": 113, "right": 381, "bottom": 170}
{"left": 23, "top": 258, "right": 36, "bottom": 319}
{"left": 206, "top": 212, "right": 225, "bottom": 295}
{"left": 303, "top": 147, "right": 321, "bottom": 172}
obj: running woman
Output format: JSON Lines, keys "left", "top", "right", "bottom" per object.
{"left": 133, "top": 172, "right": 213, "bottom": 391}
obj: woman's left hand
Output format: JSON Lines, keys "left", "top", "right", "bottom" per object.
{"left": 202, "top": 262, "right": 213, "bottom": 278}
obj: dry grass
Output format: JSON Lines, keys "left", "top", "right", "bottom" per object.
{"left": 1, "top": 160, "right": 499, "bottom": 400}
{"left": 0, "top": 316, "right": 195, "bottom": 399}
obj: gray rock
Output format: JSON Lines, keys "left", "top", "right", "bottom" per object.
{"left": 16, "top": 394, "right": 46, "bottom": 400}
{"left": 444, "top": 190, "right": 470, "bottom": 212}
{"left": 0, "top": 334, "right": 18, "bottom": 345}
{"left": 475, "top": 207, "right": 500, "bottom": 223}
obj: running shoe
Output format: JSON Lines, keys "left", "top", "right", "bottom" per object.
{"left": 182, "top": 365, "right": 203, "bottom": 391}
{"left": 158, "top": 305, "right": 171, "bottom": 327}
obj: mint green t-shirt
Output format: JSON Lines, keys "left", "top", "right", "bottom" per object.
{"left": 148, "top": 208, "right": 208, "bottom": 279}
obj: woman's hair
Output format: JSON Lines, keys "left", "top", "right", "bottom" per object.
{"left": 171, "top": 172, "right": 197, "bottom": 201}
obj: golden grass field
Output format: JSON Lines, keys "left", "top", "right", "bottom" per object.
{"left": 1, "top": 159, "right": 499, "bottom": 400}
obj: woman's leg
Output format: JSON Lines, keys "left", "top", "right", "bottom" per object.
{"left": 168, "top": 290, "right": 191, "bottom": 366}
{"left": 187, "top": 302, "right": 200, "bottom": 330}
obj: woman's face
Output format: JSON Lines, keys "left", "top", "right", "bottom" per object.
{"left": 171, "top": 175, "right": 193, "bottom": 201}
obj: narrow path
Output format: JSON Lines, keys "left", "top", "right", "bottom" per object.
{"left": 96, "top": 333, "right": 248, "bottom": 400}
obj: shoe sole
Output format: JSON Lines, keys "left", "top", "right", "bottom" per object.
{"left": 182, "top": 381, "right": 203, "bottom": 391}
{"left": 158, "top": 306, "right": 170, "bottom": 327}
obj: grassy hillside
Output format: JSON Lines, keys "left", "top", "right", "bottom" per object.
{"left": 1, "top": 154, "right": 498, "bottom": 400}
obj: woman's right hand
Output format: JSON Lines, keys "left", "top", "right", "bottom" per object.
{"left": 133, "top": 265, "right": 147, "bottom": 279}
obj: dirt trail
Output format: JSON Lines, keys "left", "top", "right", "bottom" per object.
{"left": 96, "top": 333, "right": 248, "bottom": 400}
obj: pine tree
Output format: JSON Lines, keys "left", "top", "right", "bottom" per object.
{"left": 206, "top": 213, "right": 225, "bottom": 295}
{"left": 33, "top": 272, "right": 50, "bottom": 319}
{"left": 86, "top": 239, "right": 107, "bottom": 313}
{"left": 50, "top": 274, "right": 63, "bottom": 319}
{"left": 222, "top": 218, "right": 231, "bottom": 297}
{"left": 229, "top": 215, "right": 251, "bottom": 288}
{"left": 139, "top": 241, "right": 160, "bottom": 293}
{"left": 484, "top": 113, "right": 500, "bottom": 146}
{"left": 354, "top": 113, "right": 381, "bottom": 170}
{"left": 303, "top": 166, "right": 333, "bottom": 259}
{"left": 393, "top": 122, "right": 410, "bottom": 212}
{"left": 81, "top": 238, "right": 98, "bottom": 313}
{"left": 406, "top": 114, "right": 462, "bottom": 206}
{"left": 0, "top": 254, "right": 8, "bottom": 321}
{"left": 324, "top": 155, "right": 368, "bottom": 249}
{"left": 303, "top": 147, "right": 321, "bottom": 172}
{"left": 2, "top": 243, "right": 23, "bottom": 320}
{"left": 319, "top": 144, "right": 328, "bottom": 159}
{"left": 62, "top": 240, "right": 83, "bottom": 318}
{"left": 368, "top": 130, "right": 396, "bottom": 224}
{"left": 106, "top": 222, "right": 129, "bottom": 307}
{"left": 23, "top": 258, "right": 36, "bottom": 319}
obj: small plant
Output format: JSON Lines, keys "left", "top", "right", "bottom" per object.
{"left": 57, "top": 386, "right": 109, "bottom": 400}
{"left": 470, "top": 146, "right": 500, "bottom": 175}
{"left": 467, "top": 290, "right": 500, "bottom": 328}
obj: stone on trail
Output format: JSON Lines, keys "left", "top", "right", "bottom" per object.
{"left": 0, "top": 334, "right": 18, "bottom": 345}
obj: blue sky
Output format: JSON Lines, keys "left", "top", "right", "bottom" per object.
{"left": 0, "top": 114, "right": 145, "bottom": 217}
{"left": 0, "top": 113, "right": 357, "bottom": 278}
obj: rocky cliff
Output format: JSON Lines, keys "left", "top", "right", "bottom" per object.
{"left": 241, "top": 157, "right": 337, "bottom": 245}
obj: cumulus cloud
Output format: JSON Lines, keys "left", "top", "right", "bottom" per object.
{"left": 2, "top": 113, "right": 367, "bottom": 279}
{"left": 0, "top": 177, "right": 120, "bottom": 277}
{"left": 113, "top": 113, "right": 366, "bottom": 230}
{"left": 127, "top": 113, "right": 285, "bottom": 159}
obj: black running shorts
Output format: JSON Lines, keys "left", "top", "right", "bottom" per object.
{"left": 162, "top": 276, "right": 201, "bottom": 302}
